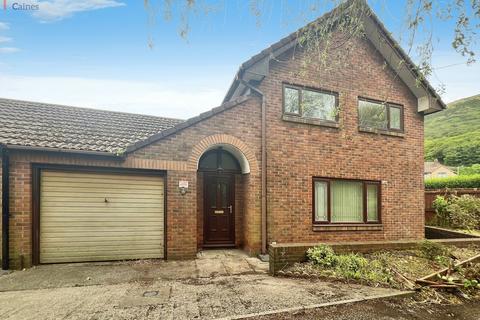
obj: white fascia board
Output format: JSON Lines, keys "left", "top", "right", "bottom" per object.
{"left": 363, "top": 16, "right": 438, "bottom": 113}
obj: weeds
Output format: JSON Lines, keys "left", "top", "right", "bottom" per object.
{"left": 432, "top": 195, "right": 480, "bottom": 230}
{"left": 306, "top": 245, "right": 392, "bottom": 284}
{"left": 301, "top": 243, "right": 470, "bottom": 289}
{"left": 418, "top": 240, "right": 452, "bottom": 266}
{"left": 287, "top": 244, "right": 480, "bottom": 302}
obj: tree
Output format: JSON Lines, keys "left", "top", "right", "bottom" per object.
{"left": 143, "top": 0, "right": 479, "bottom": 97}
{"left": 459, "top": 164, "right": 480, "bottom": 176}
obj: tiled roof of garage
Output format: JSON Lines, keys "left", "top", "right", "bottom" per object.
{"left": 0, "top": 98, "right": 184, "bottom": 154}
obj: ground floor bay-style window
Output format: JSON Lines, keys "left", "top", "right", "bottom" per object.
{"left": 313, "top": 178, "right": 380, "bottom": 224}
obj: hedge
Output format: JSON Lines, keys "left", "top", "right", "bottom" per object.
{"left": 425, "top": 174, "right": 480, "bottom": 190}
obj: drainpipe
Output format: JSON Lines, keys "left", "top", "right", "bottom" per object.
{"left": 238, "top": 77, "right": 267, "bottom": 256}
{"left": 1, "top": 144, "right": 9, "bottom": 270}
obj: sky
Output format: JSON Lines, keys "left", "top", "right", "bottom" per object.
{"left": 0, "top": 0, "right": 479, "bottom": 119}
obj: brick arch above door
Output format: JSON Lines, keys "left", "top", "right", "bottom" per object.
{"left": 188, "top": 134, "right": 259, "bottom": 175}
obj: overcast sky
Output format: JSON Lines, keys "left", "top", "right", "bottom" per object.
{"left": 0, "top": 0, "right": 479, "bottom": 119}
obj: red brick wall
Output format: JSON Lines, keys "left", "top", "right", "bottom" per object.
{"left": 242, "top": 173, "right": 262, "bottom": 254}
{"left": 5, "top": 98, "right": 263, "bottom": 269}
{"left": 234, "top": 174, "right": 245, "bottom": 248}
{"left": 9, "top": 159, "right": 32, "bottom": 269}
{"left": 196, "top": 172, "right": 204, "bottom": 249}
{"left": 4, "top": 32, "right": 427, "bottom": 269}
{"left": 133, "top": 98, "right": 263, "bottom": 255}
{"left": 166, "top": 170, "right": 197, "bottom": 259}
{"left": 259, "top": 33, "right": 424, "bottom": 244}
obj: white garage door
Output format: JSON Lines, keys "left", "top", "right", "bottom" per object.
{"left": 39, "top": 170, "right": 165, "bottom": 263}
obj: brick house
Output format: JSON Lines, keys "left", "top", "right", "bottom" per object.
{"left": 0, "top": 1, "right": 445, "bottom": 270}
{"left": 424, "top": 160, "right": 457, "bottom": 178}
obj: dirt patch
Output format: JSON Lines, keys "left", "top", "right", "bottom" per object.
{"left": 252, "top": 297, "right": 480, "bottom": 320}
{"left": 271, "top": 243, "right": 480, "bottom": 320}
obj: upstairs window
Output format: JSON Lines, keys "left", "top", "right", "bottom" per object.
{"left": 358, "top": 98, "right": 403, "bottom": 132}
{"left": 283, "top": 84, "right": 338, "bottom": 122}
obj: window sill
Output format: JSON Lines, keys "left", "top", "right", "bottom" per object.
{"left": 358, "top": 127, "right": 404, "bottom": 137}
{"left": 312, "top": 224, "right": 383, "bottom": 232}
{"left": 283, "top": 114, "right": 339, "bottom": 128}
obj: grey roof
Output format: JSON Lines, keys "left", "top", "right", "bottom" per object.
{"left": 0, "top": 98, "right": 184, "bottom": 154}
{"left": 424, "top": 161, "right": 456, "bottom": 174}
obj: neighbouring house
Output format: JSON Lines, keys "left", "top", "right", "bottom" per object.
{"left": 424, "top": 160, "right": 457, "bottom": 178}
{"left": 0, "top": 0, "right": 445, "bottom": 270}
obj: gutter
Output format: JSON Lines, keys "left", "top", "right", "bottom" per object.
{"left": 1, "top": 144, "right": 9, "bottom": 270}
{"left": 238, "top": 77, "right": 268, "bottom": 256}
{"left": 364, "top": 5, "right": 446, "bottom": 110}
{"left": 5, "top": 145, "right": 124, "bottom": 159}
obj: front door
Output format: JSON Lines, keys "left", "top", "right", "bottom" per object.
{"left": 204, "top": 173, "right": 235, "bottom": 246}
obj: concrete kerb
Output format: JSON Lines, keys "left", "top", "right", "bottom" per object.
{"left": 426, "top": 226, "right": 480, "bottom": 239}
{"left": 215, "top": 290, "right": 416, "bottom": 320}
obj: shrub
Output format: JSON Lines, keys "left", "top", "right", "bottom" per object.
{"left": 432, "top": 195, "right": 452, "bottom": 228}
{"left": 306, "top": 245, "right": 391, "bottom": 283}
{"left": 432, "top": 195, "right": 480, "bottom": 230}
{"left": 459, "top": 164, "right": 480, "bottom": 176}
{"left": 307, "top": 244, "right": 337, "bottom": 267}
{"left": 425, "top": 174, "right": 480, "bottom": 189}
{"left": 418, "top": 240, "right": 451, "bottom": 261}
{"left": 334, "top": 254, "right": 368, "bottom": 279}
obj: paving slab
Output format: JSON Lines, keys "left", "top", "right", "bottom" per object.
{"left": 196, "top": 258, "right": 229, "bottom": 278}
{"left": 118, "top": 285, "right": 171, "bottom": 308}
{"left": 147, "top": 260, "right": 198, "bottom": 280}
{"left": 223, "top": 257, "right": 255, "bottom": 274}
{"left": 0, "top": 270, "right": 11, "bottom": 277}
{"left": 245, "top": 257, "right": 269, "bottom": 273}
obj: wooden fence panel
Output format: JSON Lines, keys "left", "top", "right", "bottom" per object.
{"left": 425, "top": 189, "right": 480, "bottom": 222}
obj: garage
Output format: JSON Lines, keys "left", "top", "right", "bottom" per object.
{"left": 37, "top": 168, "right": 165, "bottom": 264}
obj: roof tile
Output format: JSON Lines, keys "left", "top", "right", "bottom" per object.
{"left": 0, "top": 98, "right": 184, "bottom": 153}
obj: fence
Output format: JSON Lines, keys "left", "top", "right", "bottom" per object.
{"left": 425, "top": 189, "right": 480, "bottom": 222}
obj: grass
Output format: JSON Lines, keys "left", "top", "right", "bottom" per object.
{"left": 425, "top": 94, "right": 480, "bottom": 166}
{"left": 425, "top": 94, "right": 480, "bottom": 140}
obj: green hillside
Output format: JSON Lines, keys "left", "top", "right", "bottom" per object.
{"left": 425, "top": 94, "right": 480, "bottom": 166}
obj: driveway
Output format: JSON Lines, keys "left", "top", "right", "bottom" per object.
{"left": 0, "top": 250, "right": 404, "bottom": 319}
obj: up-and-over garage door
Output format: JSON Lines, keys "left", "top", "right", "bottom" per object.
{"left": 39, "top": 170, "right": 165, "bottom": 264}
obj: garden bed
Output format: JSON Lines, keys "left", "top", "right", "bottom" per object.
{"left": 277, "top": 242, "right": 480, "bottom": 296}
{"left": 462, "top": 230, "right": 480, "bottom": 237}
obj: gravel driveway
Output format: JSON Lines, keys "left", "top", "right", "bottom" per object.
{"left": 0, "top": 250, "right": 405, "bottom": 320}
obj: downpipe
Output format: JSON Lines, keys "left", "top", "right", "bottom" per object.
{"left": 238, "top": 78, "right": 268, "bottom": 256}
{"left": 1, "top": 144, "right": 9, "bottom": 270}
